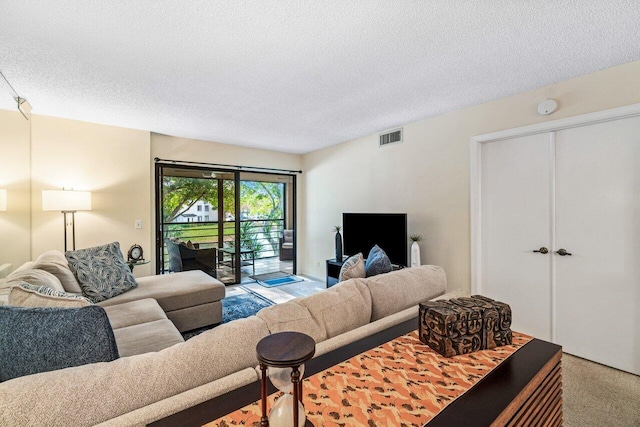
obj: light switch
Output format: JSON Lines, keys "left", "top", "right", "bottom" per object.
{"left": 135, "top": 220, "right": 142, "bottom": 229}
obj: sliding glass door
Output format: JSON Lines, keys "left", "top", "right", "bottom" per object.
{"left": 155, "top": 163, "right": 296, "bottom": 284}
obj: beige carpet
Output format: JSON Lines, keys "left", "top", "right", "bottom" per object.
{"left": 563, "top": 353, "right": 640, "bottom": 426}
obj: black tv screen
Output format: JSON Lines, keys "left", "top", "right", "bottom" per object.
{"left": 342, "top": 213, "right": 408, "bottom": 266}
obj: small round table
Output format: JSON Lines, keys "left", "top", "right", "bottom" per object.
{"left": 256, "top": 331, "right": 315, "bottom": 427}
{"left": 127, "top": 259, "right": 150, "bottom": 272}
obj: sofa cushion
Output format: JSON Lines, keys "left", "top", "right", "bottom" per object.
{"left": 0, "top": 315, "right": 269, "bottom": 426}
{"left": 364, "top": 265, "right": 447, "bottom": 321}
{"left": 0, "top": 305, "right": 119, "bottom": 382}
{"left": 9, "top": 283, "right": 93, "bottom": 308}
{"left": 65, "top": 242, "right": 138, "bottom": 303}
{"left": 365, "top": 245, "right": 393, "bottom": 277}
{"left": 97, "top": 270, "right": 225, "bottom": 312}
{"left": 257, "top": 300, "right": 327, "bottom": 343}
{"left": 102, "top": 298, "right": 168, "bottom": 329}
{"left": 32, "top": 250, "right": 83, "bottom": 293}
{"left": 12, "top": 261, "right": 35, "bottom": 274}
{"left": 297, "top": 279, "right": 372, "bottom": 340}
{"left": 4, "top": 268, "right": 64, "bottom": 292}
{"left": 112, "top": 319, "right": 184, "bottom": 357}
{"left": 338, "top": 252, "right": 365, "bottom": 282}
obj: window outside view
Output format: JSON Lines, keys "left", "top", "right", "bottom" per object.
{"left": 162, "top": 176, "right": 286, "bottom": 261}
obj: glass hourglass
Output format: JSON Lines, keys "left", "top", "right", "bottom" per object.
{"left": 256, "top": 331, "right": 315, "bottom": 427}
{"left": 268, "top": 366, "right": 307, "bottom": 426}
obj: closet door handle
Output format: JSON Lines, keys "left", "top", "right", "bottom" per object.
{"left": 555, "top": 248, "right": 572, "bottom": 256}
{"left": 533, "top": 247, "right": 549, "bottom": 254}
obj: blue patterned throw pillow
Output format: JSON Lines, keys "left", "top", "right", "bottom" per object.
{"left": 65, "top": 242, "right": 138, "bottom": 303}
{"left": 0, "top": 305, "right": 119, "bottom": 381}
{"left": 365, "top": 245, "right": 393, "bottom": 277}
{"left": 18, "top": 283, "right": 94, "bottom": 303}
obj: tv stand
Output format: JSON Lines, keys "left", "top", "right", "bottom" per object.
{"left": 326, "top": 257, "right": 347, "bottom": 287}
{"left": 326, "top": 257, "right": 405, "bottom": 288}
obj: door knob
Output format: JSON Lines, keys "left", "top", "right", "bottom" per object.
{"left": 533, "top": 247, "right": 549, "bottom": 254}
{"left": 555, "top": 248, "right": 572, "bottom": 256}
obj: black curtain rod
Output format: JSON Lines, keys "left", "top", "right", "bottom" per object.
{"left": 154, "top": 158, "right": 303, "bottom": 174}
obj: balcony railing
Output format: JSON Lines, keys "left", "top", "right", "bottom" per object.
{"left": 162, "top": 218, "right": 285, "bottom": 260}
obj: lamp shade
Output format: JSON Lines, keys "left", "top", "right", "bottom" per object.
{"left": 42, "top": 190, "right": 92, "bottom": 211}
{"left": 0, "top": 189, "right": 6, "bottom": 211}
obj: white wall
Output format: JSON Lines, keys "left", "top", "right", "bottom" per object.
{"left": 300, "top": 60, "right": 640, "bottom": 289}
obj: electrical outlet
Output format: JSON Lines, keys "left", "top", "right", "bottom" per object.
{"left": 135, "top": 220, "right": 142, "bottom": 229}
{"left": 316, "top": 261, "right": 321, "bottom": 268}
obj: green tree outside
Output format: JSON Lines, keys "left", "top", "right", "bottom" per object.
{"left": 161, "top": 176, "right": 285, "bottom": 257}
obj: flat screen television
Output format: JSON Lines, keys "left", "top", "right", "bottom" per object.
{"left": 342, "top": 213, "right": 408, "bottom": 266}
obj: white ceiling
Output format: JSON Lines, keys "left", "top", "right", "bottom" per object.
{"left": 1, "top": 1, "right": 639, "bottom": 154}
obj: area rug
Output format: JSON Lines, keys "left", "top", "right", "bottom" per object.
{"left": 251, "top": 271, "right": 305, "bottom": 288}
{"left": 182, "top": 292, "right": 274, "bottom": 340}
{"left": 249, "top": 271, "right": 290, "bottom": 281}
{"left": 222, "top": 292, "right": 274, "bottom": 323}
{"left": 258, "top": 275, "right": 305, "bottom": 288}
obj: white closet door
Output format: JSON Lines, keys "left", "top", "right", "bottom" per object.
{"left": 555, "top": 115, "right": 640, "bottom": 375}
{"left": 480, "top": 133, "right": 552, "bottom": 340}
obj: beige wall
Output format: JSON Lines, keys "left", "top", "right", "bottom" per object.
{"left": 0, "top": 109, "right": 31, "bottom": 272}
{"left": 3, "top": 60, "right": 639, "bottom": 285}
{"left": 300, "top": 60, "right": 640, "bottom": 288}
{"left": 31, "top": 116, "right": 152, "bottom": 277}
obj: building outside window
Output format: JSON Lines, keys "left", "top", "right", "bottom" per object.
{"left": 197, "top": 205, "right": 202, "bottom": 211}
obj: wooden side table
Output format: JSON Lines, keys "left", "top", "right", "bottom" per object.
{"left": 325, "top": 257, "right": 347, "bottom": 287}
{"left": 127, "top": 259, "right": 150, "bottom": 272}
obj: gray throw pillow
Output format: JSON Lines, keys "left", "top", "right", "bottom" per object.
{"left": 65, "top": 242, "right": 138, "bottom": 303}
{"left": 365, "top": 245, "right": 393, "bottom": 277}
{"left": 0, "top": 305, "right": 119, "bottom": 382}
{"left": 339, "top": 253, "right": 366, "bottom": 282}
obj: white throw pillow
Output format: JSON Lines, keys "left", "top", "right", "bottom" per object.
{"left": 338, "top": 253, "right": 365, "bottom": 282}
{"left": 4, "top": 269, "right": 64, "bottom": 292}
{"left": 9, "top": 283, "right": 93, "bottom": 308}
{"left": 32, "top": 250, "right": 83, "bottom": 293}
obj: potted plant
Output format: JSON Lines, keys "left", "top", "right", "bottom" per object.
{"left": 409, "top": 234, "right": 422, "bottom": 267}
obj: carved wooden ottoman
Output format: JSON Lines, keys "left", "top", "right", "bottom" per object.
{"left": 419, "top": 295, "right": 512, "bottom": 357}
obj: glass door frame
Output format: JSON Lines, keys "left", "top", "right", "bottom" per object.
{"left": 155, "top": 162, "right": 297, "bottom": 284}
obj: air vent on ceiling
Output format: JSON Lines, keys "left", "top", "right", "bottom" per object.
{"left": 379, "top": 128, "right": 403, "bottom": 147}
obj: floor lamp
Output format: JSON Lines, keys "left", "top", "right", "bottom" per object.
{"left": 42, "top": 190, "right": 92, "bottom": 252}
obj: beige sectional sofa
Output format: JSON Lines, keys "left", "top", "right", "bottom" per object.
{"left": 0, "top": 265, "right": 455, "bottom": 426}
{"left": 0, "top": 250, "right": 226, "bottom": 357}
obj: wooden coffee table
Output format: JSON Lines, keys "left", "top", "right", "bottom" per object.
{"left": 151, "top": 317, "right": 562, "bottom": 426}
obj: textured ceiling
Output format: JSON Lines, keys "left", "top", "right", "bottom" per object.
{"left": 1, "top": 1, "right": 639, "bottom": 154}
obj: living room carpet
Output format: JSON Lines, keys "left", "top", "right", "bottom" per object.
{"left": 182, "top": 291, "right": 274, "bottom": 340}
{"left": 222, "top": 292, "right": 274, "bottom": 323}
{"left": 563, "top": 353, "right": 640, "bottom": 426}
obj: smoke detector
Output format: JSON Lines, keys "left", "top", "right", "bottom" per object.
{"left": 537, "top": 99, "right": 558, "bottom": 115}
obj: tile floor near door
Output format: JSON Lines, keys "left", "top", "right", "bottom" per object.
{"left": 216, "top": 256, "right": 294, "bottom": 285}
{"left": 226, "top": 274, "right": 326, "bottom": 304}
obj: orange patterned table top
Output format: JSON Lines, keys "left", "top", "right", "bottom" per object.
{"left": 208, "top": 331, "right": 532, "bottom": 427}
